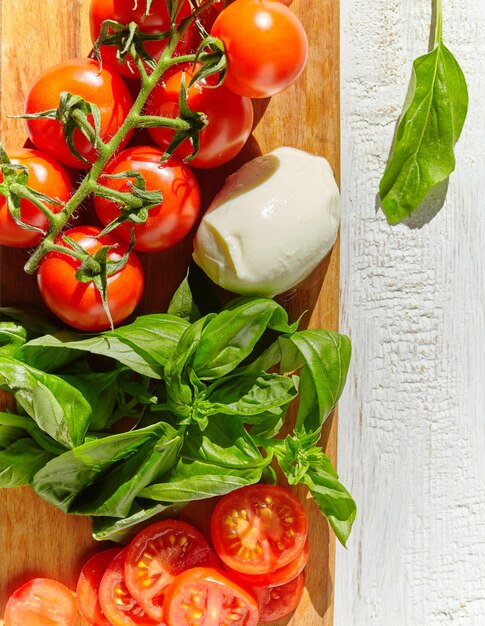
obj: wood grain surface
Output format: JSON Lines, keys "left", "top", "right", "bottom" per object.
{"left": 336, "top": 1, "right": 485, "bottom": 625}
{"left": 0, "top": 1, "right": 340, "bottom": 624}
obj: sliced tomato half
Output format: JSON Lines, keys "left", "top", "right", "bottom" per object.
{"left": 124, "top": 520, "right": 219, "bottom": 622}
{"left": 163, "top": 567, "right": 259, "bottom": 626}
{"left": 76, "top": 547, "right": 123, "bottom": 626}
{"left": 4, "top": 578, "right": 77, "bottom": 626}
{"left": 98, "top": 550, "right": 158, "bottom": 626}
{"left": 225, "top": 539, "right": 308, "bottom": 588}
{"left": 210, "top": 485, "right": 308, "bottom": 575}
{"left": 252, "top": 571, "right": 305, "bottom": 622}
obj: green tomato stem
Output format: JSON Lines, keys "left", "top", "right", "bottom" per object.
{"left": 9, "top": 184, "right": 56, "bottom": 220}
{"left": 23, "top": 0, "right": 221, "bottom": 275}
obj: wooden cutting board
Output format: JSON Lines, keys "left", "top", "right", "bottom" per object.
{"left": 0, "top": 1, "right": 340, "bottom": 624}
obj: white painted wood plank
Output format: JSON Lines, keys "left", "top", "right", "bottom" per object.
{"left": 336, "top": 1, "right": 485, "bottom": 624}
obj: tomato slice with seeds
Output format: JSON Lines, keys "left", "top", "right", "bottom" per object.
{"left": 98, "top": 550, "right": 158, "bottom": 626}
{"left": 252, "top": 572, "right": 305, "bottom": 622}
{"left": 124, "top": 520, "right": 220, "bottom": 622}
{"left": 224, "top": 539, "right": 308, "bottom": 588}
{"left": 76, "top": 547, "right": 123, "bottom": 626}
{"left": 4, "top": 578, "right": 77, "bottom": 626}
{"left": 163, "top": 567, "right": 259, "bottom": 626}
{"left": 210, "top": 485, "right": 308, "bottom": 575}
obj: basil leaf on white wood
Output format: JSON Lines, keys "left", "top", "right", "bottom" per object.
{"left": 379, "top": 31, "right": 468, "bottom": 223}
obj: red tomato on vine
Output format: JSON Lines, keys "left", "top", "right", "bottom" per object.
{"left": 89, "top": 0, "right": 192, "bottom": 78}
{"left": 211, "top": 0, "right": 308, "bottom": 98}
{"left": 37, "top": 225, "right": 144, "bottom": 331}
{"left": 0, "top": 149, "right": 71, "bottom": 248}
{"left": 94, "top": 146, "right": 201, "bottom": 252}
{"left": 145, "top": 65, "right": 254, "bottom": 169}
{"left": 24, "top": 58, "right": 134, "bottom": 169}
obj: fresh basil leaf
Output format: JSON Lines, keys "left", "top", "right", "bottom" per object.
{"left": 70, "top": 427, "right": 182, "bottom": 517}
{"left": 0, "top": 322, "right": 27, "bottom": 356}
{"left": 167, "top": 274, "right": 201, "bottom": 322}
{"left": 60, "top": 370, "right": 120, "bottom": 432}
{"left": 303, "top": 465, "right": 356, "bottom": 547}
{"left": 164, "top": 316, "right": 215, "bottom": 419}
{"left": 32, "top": 423, "right": 166, "bottom": 512}
{"left": 0, "top": 357, "right": 92, "bottom": 448}
{"left": 285, "top": 330, "right": 351, "bottom": 437}
{"left": 205, "top": 372, "right": 299, "bottom": 419}
{"left": 92, "top": 501, "right": 186, "bottom": 543}
{"left": 0, "top": 439, "right": 53, "bottom": 488}
{"left": 0, "top": 307, "right": 58, "bottom": 337}
{"left": 0, "top": 425, "right": 25, "bottom": 449}
{"left": 379, "top": 41, "right": 468, "bottom": 224}
{"left": 192, "top": 299, "right": 296, "bottom": 380}
{"left": 17, "top": 314, "right": 189, "bottom": 378}
{"left": 182, "top": 417, "right": 267, "bottom": 469}
{"left": 249, "top": 411, "right": 287, "bottom": 440}
{"left": 140, "top": 459, "right": 262, "bottom": 502}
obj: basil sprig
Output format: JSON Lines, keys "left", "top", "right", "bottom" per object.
{"left": 379, "top": 0, "right": 468, "bottom": 224}
{"left": 0, "top": 289, "right": 355, "bottom": 545}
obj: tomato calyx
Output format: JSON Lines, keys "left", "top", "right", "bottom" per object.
{"left": 59, "top": 231, "right": 137, "bottom": 330}
{"left": 0, "top": 145, "right": 61, "bottom": 235}
{"left": 93, "top": 19, "right": 171, "bottom": 74}
{"left": 95, "top": 170, "right": 163, "bottom": 236}
{"left": 20, "top": 92, "right": 105, "bottom": 165}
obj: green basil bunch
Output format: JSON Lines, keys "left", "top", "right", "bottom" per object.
{"left": 0, "top": 283, "right": 355, "bottom": 546}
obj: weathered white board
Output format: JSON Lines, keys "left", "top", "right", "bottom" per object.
{"left": 336, "top": 1, "right": 485, "bottom": 624}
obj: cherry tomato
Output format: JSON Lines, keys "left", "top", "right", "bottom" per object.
{"left": 25, "top": 58, "right": 134, "bottom": 169}
{"left": 124, "top": 520, "right": 220, "bottom": 622}
{"left": 163, "top": 567, "right": 259, "bottom": 626}
{"left": 76, "top": 548, "right": 123, "bottom": 626}
{"left": 211, "top": 0, "right": 308, "bottom": 98}
{"left": 252, "top": 571, "right": 305, "bottom": 622}
{"left": 89, "top": 0, "right": 192, "bottom": 78}
{"left": 225, "top": 539, "right": 308, "bottom": 588}
{"left": 37, "top": 225, "right": 144, "bottom": 331}
{"left": 99, "top": 550, "right": 159, "bottom": 626}
{"left": 0, "top": 148, "right": 71, "bottom": 248}
{"left": 145, "top": 65, "right": 253, "bottom": 169}
{"left": 210, "top": 485, "right": 308, "bottom": 575}
{"left": 4, "top": 578, "right": 77, "bottom": 626}
{"left": 94, "top": 146, "right": 201, "bottom": 252}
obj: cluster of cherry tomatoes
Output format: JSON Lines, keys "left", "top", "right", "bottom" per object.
{"left": 4, "top": 484, "right": 309, "bottom": 625}
{"left": 0, "top": 0, "right": 308, "bottom": 332}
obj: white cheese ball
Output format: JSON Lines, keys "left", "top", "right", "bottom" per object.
{"left": 192, "top": 147, "right": 340, "bottom": 297}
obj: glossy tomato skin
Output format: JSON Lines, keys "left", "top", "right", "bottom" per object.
{"left": 25, "top": 58, "right": 134, "bottom": 169}
{"left": 125, "top": 519, "right": 220, "bottom": 622}
{"left": 163, "top": 567, "right": 259, "bottom": 626}
{"left": 76, "top": 548, "right": 123, "bottom": 626}
{"left": 252, "top": 571, "right": 305, "bottom": 622}
{"left": 37, "top": 225, "right": 144, "bottom": 332}
{"left": 146, "top": 66, "right": 253, "bottom": 169}
{"left": 0, "top": 148, "right": 71, "bottom": 247}
{"left": 89, "top": 0, "right": 192, "bottom": 78}
{"left": 4, "top": 578, "right": 77, "bottom": 626}
{"left": 210, "top": 484, "right": 308, "bottom": 575}
{"left": 94, "top": 146, "right": 201, "bottom": 252}
{"left": 224, "top": 539, "right": 308, "bottom": 588}
{"left": 98, "top": 550, "right": 159, "bottom": 626}
{"left": 211, "top": 0, "right": 308, "bottom": 98}
{"left": 180, "top": 1, "right": 226, "bottom": 55}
